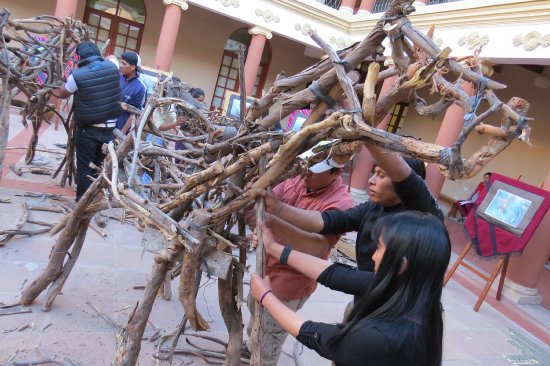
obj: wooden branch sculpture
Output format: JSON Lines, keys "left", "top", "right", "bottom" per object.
{"left": 2, "top": 1, "right": 534, "bottom": 365}
{"left": 0, "top": 9, "right": 88, "bottom": 182}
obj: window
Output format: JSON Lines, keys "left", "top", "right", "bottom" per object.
{"left": 385, "top": 103, "right": 408, "bottom": 134}
{"left": 372, "top": 0, "right": 391, "bottom": 13}
{"left": 315, "top": 0, "right": 343, "bottom": 10}
{"left": 211, "top": 29, "right": 271, "bottom": 109}
{"left": 84, "top": 0, "right": 145, "bottom": 56}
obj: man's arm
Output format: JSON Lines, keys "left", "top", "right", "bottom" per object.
{"left": 364, "top": 141, "right": 411, "bottom": 182}
{"left": 58, "top": 85, "right": 73, "bottom": 99}
{"left": 57, "top": 74, "right": 77, "bottom": 99}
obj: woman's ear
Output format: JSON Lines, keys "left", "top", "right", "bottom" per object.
{"left": 398, "top": 257, "right": 408, "bottom": 275}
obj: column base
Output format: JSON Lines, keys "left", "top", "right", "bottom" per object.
{"left": 412, "top": 1, "right": 427, "bottom": 7}
{"left": 356, "top": 9, "right": 371, "bottom": 16}
{"left": 339, "top": 6, "right": 354, "bottom": 15}
{"left": 497, "top": 277, "right": 543, "bottom": 305}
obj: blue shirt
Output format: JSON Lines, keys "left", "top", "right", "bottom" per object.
{"left": 116, "top": 73, "right": 147, "bottom": 131}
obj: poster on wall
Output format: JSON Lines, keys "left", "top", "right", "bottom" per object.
{"left": 464, "top": 173, "right": 550, "bottom": 257}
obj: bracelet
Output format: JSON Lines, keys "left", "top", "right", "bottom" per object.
{"left": 280, "top": 245, "right": 292, "bottom": 265}
{"left": 273, "top": 201, "right": 283, "bottom": 215}
{"left": 260, "top": 290, "right": 272, "bottom": 305}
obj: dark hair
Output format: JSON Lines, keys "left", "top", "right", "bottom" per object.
{"left": 403, "top": 157, "right": 426, "bottom": 179}
{"left": 484, "top": 172, "right": 492, "bottom": 178}
{"left": 330, "top": 211, "right": 450, "bottom": 366}
{"left": 373, "top": 156, "right": 426, "bottom": 180}
{"left": 76, "top": 41, "right": 101, "bottom": 60}
{"left": 189, "top": 88, "right": 205, "bottom": 99}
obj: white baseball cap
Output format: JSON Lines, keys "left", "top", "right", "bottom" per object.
{"left": 309, "top": 158, "right": 345, "bottom": 173}
{"left": 298, "top": 141, "right": 345, "bottom": 174}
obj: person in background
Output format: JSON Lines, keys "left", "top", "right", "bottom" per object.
{"left": 57, "top": 41, "right": 121, "bottom": 203}
{"left": 457, "top": 172, "right": 492, "bottom": 220}
{"left": 117, "top": 51, "right": 147, "bottom": 134}
{"left": 246, "top": 146, "right": 355, "bottom": 365}
{"left": 251, "top": 210, "right": 451, "bottom": 366}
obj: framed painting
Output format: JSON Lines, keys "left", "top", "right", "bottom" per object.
{"left": 222, "top": 91, "right": 256, "bottom": 120}
{"left": 475, "top": 180, "right": 545, "bottom": 237}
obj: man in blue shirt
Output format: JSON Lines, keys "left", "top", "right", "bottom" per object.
{"left": 117, "top": 51, "right": 147, "bottom": 133}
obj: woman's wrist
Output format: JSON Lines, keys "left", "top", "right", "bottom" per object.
{"left": 280, "top": 245, "right": 292, "bottom": 265}
{"left": 260, "top": 289, "right": 272, "bottom": 305}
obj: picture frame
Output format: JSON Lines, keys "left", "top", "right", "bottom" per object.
{"left": 139, "top": 65, "right": 172, "bottom": 97}
{"left": 475, "top": 180, "right": 545, "bottom": 237}
{"left": 222, "top": 90, "right": 257, "bottom": 120}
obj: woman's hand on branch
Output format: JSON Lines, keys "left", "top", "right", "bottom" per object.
{"left": 257, "top": 219, "right": 285, "bottom": 259}
{"left": 250, "top": 273, "right": 272, "bottom": 302}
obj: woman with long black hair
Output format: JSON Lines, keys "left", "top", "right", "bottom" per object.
{"left": 250, "top": 210, "right": 451, "bottom": 366}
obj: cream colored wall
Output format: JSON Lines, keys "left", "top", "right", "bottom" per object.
{"left": 140, "top": 1, "right": 315, "bottom": 106}
{"left": 3, "top": 0, "right": 55, "bottom": 19}
{"left": 399, "top": 64, "right": 550, "bottom": 200}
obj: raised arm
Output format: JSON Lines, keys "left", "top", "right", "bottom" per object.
{"left": 364, "top": 141, "right": 411, "bottom": 182}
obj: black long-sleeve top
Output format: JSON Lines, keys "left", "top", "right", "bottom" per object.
{"left": 296, "top": 264, "right": 427, "bottom": 366}
{"left": 320, "top": 171, "right": 443, "bottom": 272}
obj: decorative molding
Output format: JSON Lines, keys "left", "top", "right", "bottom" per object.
{"left": 435, "top": 38, "right": 443, "bottom": 48}
{"left": 513, "top": 31, "right": 550, "bottom": 51}
{"left": 329, "top": 36, "right": 352, "bottom": 49}
{"left": 214, "top": 0, "right": 240, "bottom": 8}
{"left": 255, "top": 8, "right": 280, "bottom": 23}
{"left": 249, "top": 26, "right": 273, "bottom": 40}
{"left": 163, "top": 0, "right": 189, "bottom": 11}
{"left": 294, "top": 23, "right": 316, "bottom": 37}
{"left": 458, "top": 32, "right": 489, "bottom": 50}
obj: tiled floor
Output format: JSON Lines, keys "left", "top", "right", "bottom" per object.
{"left": 1, "top": 109, "right": 550, "bottom": 365}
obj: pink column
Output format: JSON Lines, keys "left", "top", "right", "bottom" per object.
{"left": 506, "top": 171, "right": 550, "bottom": 290}
{"left": 339, "top": 0, "right": 356, "bottom": 14}
{"left": 154, "top": 3, "right": 186, "bottom": 72}
{"left": 350, "top": 65, "right": 397, "bottom": 191}
{"left": 54, "top": 0, "right": 78, "bottom": 18}
{"left": 358, "top": 0, "right": 376, "bottom": 14}
{"left": 425, "top": 82, "right": 474, "bottom": 198}
{"left": 244, "top": 28, "right": 270, "bottom": 96}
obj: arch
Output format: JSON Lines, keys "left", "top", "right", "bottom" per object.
{"left": 83, "top": 0, "right": 146, "bottom": 56}
{"left": 211, "top": 28, "right": 272, "bottom": 109}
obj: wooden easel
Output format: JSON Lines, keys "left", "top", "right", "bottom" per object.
{"left": 443, "top": 241, "right": 510, "bottom": 311}
{"left": 444, "top": 174, "right": 523, "bottom": 311}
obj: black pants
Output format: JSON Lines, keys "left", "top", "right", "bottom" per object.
{"left": 75, "top": 126, "right": 114, "bottom": 202}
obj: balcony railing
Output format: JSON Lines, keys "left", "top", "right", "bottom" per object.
{"left": 315, "top": 0, "right": 343, "bottom": 10}
{"left": 372, "top": 0, "right": 463, "bottom": 13}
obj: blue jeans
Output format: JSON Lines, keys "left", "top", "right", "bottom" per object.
{"left": 75, "top": 126, "right": 114, "bottom": 201}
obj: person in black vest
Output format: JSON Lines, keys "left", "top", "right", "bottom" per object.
{"left": 58, "top": 41, "right": 122, "bottom": 202}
